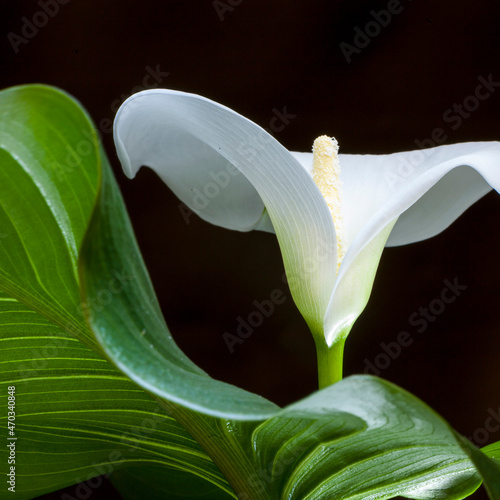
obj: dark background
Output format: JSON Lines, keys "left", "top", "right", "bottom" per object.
{"left": 2, "top": 1, "right": 500, "bottom": 499}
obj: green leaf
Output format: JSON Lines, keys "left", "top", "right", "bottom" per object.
{"left": 0, "top": 83, "right": 278, "bottom": 421}
{"left": 240, "top": 376, "right": 481, "bottom": 499}
{"left": 0, "top": 85, "right": 100, "bottom": 349}
{"left": 455, "top": 438, "right": 500, "bottom": 499}
{"left": 0, "top": 290, "right": 234, "bottom": 499}
{"left": 482, "top": 441, "right": 500, "bottom": 465}
{"left": 0, "top": 83, "right": 272, "bottom": 499}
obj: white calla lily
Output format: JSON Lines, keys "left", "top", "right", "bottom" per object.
{"left": 114, "top": 89, "right": 500, "bottom": 387}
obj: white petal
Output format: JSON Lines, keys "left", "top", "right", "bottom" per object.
{"left": 324, "top": 219, "right": 396, "bottom": 346}
{"left": 324, "top": 141, "right": 500, "bottom": 345}
{"left": 385, "top": 142, "right": 500, "bottom": 246}
{"left": 336, "top": 143, "right": 500, "bottom": 247}
{"left": 114, "top": 95, "right": 263, "bottom": 232}
{"left": 114, "top": 89, "right": 338, "bottom": 340}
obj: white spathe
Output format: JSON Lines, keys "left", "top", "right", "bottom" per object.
{"left": 114, "top": 89, "right": 500, "bottom": 348}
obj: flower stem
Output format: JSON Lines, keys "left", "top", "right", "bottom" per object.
{"left": 316, "top": 339, "right": 345, "bottom": 389}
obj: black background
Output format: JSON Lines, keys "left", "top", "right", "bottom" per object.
{"left": 2, "top": 1, "right": 500, "bottom": 499}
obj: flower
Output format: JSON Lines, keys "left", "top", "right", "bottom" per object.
{"left": 114, "top": 89, "right": 500, "bottom": 386}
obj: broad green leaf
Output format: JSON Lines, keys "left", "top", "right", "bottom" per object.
{"left": 0, "top": 84, "right": 273, "bottom": 499}
{"left": 0, "top": 291, "right": 233, "bottom": 499}
{"left": 483, "top": 441, "right": 500, "bottom": 465}
{"left": 242, "top": 376, "right": 481, "bottom": 499}
{"left": 456, "top": 438, "right": 500, "bottom": 499}
{"left": 0, "top": 84, "right": 278, "bottom": 420}
{"left": 0, "top": 85, "right": 100, "bottom": 349}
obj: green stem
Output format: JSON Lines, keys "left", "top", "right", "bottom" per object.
{"left": 316, "top": 339, "right": 345, "bottom": 389}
